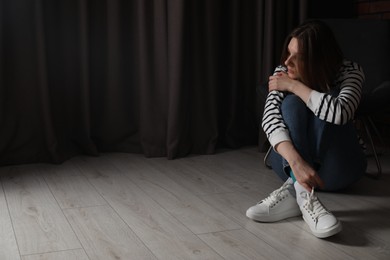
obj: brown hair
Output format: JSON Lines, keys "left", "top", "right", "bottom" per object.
{"left": 280, "top": 20, "right": 343, "bottom": 92}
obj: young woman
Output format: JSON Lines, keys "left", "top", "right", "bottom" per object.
{"left": 246, "top": 20, "right": 367, "bottom": 238}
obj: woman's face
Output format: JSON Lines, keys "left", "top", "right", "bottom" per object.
{"left": 284, "top": 37, "right": 301, "bottom": 80}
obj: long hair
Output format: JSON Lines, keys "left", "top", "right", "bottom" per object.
{"left": 280, "top": 20, "right": 343, "bottom": 92}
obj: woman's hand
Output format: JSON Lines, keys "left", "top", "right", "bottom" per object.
{"left": 269, "top": 73, "right": 313, "bottom": 104}
{"left": 268, "top": 72, "right": 296, "bottom": 92}
{"left": 289, "top": 156, "right": 325, "bottom": 192}
{"left": 275, "top": 141, "right": 324, "bottom": 191}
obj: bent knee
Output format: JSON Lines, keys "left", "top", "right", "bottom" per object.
{"left": 281, "top": 94, "right": 307, "bottom": 115}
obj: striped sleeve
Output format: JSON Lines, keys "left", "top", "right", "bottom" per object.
{"left": 306, "top": 60, "right": 365, "bottom": 125}
{"left": 261, "top": 66, "right": 291, "bottom": 147}
{"left": 262, "top": 90, "right": 290, "bottom": 147}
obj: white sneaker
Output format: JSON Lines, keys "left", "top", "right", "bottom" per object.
{"left": 299, "top": 188, "right": 342, "bottom": 238}
{"left": 246, "top": 179, "right": 301, "bottom": 222}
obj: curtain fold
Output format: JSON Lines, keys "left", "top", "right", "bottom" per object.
{"left": 0, "top": 0, "right": 307, "bottom": 165}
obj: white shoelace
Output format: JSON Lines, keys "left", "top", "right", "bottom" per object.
{"left": 260, "top": 181, "right": 291, "bottom": 206}
{"left": 301, "top": 188, "right": 329, "bottom": 221}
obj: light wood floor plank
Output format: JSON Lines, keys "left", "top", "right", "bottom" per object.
{"left": 39, "top": 162, "right": 107, "bottom": 209}
{"left": 21, "top": 249, "right": 89, "bottom": 260}
{"left": 145, "top": 157, "right": 237, "bottom": 195}
{"left": 1, "top": 165, "right": 81, "bottom": 255}
{"left": 106, "top": 154, "right": 241, "bottom": 234}
{"left": 73, "top": 156, "right": 223, "bottom": 260}
{"left": 187, "top": 149, "right": 282, "bottom": 192}
{"left": 64, "top": 205, "right": 156, "bottom": 260}
{"left": 0, "top": 169, "right": 21, "bottom": 260}
{"left": 198, "top": 229, "right": 289, "bottom": 260}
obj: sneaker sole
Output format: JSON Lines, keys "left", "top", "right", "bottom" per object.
{"left": 246, "top": 208, "right": 301, "bottom": 222}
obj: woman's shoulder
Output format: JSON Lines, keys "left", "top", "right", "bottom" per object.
{"left": 338, "top": 59, "right": 365, "bottom": 79}
{"left": 339, "top": 59, "right": 364, "bottom": 74}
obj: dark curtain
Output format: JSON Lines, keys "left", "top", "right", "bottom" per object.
{"left": 0, "top": 0, "right": 307, "bottom": 166}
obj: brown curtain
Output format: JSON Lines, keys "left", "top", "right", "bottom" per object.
{"left": 0, "top": 0, "right": 307, "bottom": 165}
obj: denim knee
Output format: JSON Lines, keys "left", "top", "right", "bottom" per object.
{"left": 280, "top": 94, "right": 307, "bottom": 125}
{"left": 280, "top": 94, "right": 318, "bottom": 164}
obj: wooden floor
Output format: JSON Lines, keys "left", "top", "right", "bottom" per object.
{"left": 1, "top": 146, "right": 389, "bottom": 260}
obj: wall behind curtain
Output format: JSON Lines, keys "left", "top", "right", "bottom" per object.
{"left": 0, "top": 0, "right": 305, "bottom": 165}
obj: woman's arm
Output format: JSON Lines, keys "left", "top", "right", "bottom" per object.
{"left": 269, "top": 61, "right": 365, "bottom": 125}
{"left": 261, "top": 66, "right": 291, "bottom": 147}
{"left": 262, "top": 90, "right": 290, "bottom": 147}
{"left": 307, "top": 62, "right": 364, "bottom": 124}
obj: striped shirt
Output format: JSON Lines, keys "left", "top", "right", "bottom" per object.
{"left": 262, "top": 59, "right": 365, "bottom": 148}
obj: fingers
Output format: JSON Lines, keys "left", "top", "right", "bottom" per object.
{"left": 306, "top": 175, "right": 324, "bottom": 191}
{"left": 268, "top": 75, "right": 281, "bottom": 91}
{"left": 301, "top": 180, "right": 320, "bottom": 192}
{"left": 293, "top": 167, "right": 324, "bottom": 191}
{"left": 268, "top": 73, "right": 290, "bottom": 92}
{"left": 268, "top": 78, "right": 275, "bottom": 92}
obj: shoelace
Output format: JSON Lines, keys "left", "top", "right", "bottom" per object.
{"left": 301, "top": 188, "right": 329, "bottom": 221}
{"left": 260, "top": 181, "right": 290, "bottom": 206}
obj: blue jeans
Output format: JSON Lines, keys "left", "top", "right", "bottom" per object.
{"left": 268, "top": 94, "right": 367, "bottom": 191}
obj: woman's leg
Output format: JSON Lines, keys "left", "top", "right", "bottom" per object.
{"left": 268, "top": 94, "right": 366, "bottom": 191}
{"left": 317, "top": 122, "right": 367, "bottom": 191}
{"left": 268, "top": 149, "right": 289, "bottom": 181}
{"left": 269, "top": 94, "right": 319, "bottom": 180}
